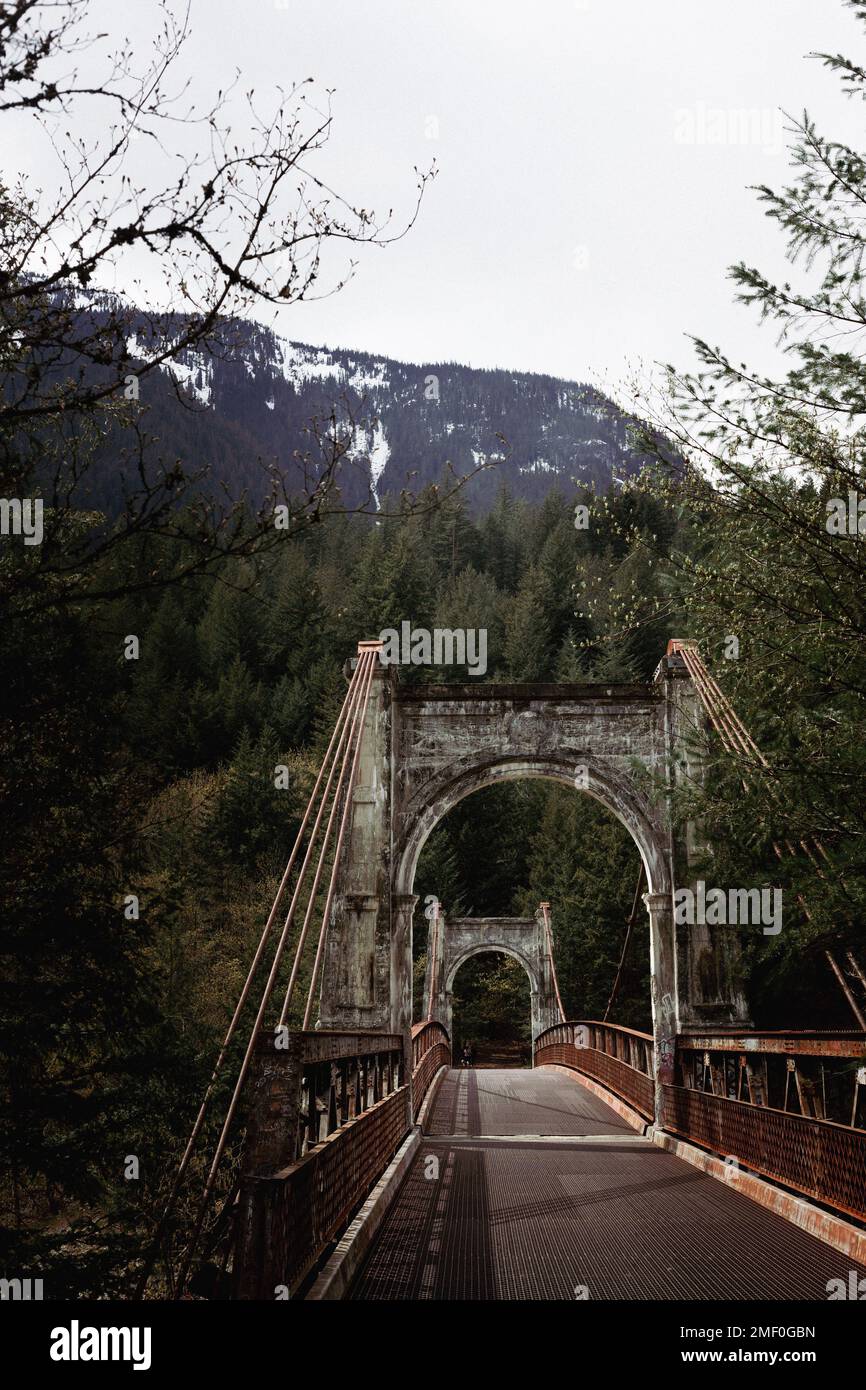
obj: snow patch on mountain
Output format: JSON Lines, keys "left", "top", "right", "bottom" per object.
{"left": 103, "top": 299, "right": 663, "bottom": 514}
{"left": 126, "top": 334, "right": 213, "bottom": 407}
{"left": 347, "top": 419, "right": 391, "bottom": 509}
{"left": 368, "top": 421, "right": 390, "bottom": 508}
{"left": 272, "top": 339, "right": 340, "bottom": 387}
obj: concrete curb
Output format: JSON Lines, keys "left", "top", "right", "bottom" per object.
{"left": 536, "top": 1063, "right": 649, "bottom": 1134}
{"left": 306, "top": 1066, "right": 449, "bottom": 1300}
{"left": 647, "top": 1126, "right": 866, "bottom": 1265}
{"left": 305, "top": 1124, "right": 422, "bottom": 1301}
{"left": 416, "top": 1063, "right": 449, "bottom": 1132}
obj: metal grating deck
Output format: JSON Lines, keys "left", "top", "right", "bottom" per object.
{"left": 426, "top": 1066, "right": 634, "bottom": 1137}
{"left": 350, "top": 1069, "right": 866, "bottom": 1301}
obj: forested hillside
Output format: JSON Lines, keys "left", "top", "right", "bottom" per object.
{"left": 6, "top": 461, "right": 864, "bottom": 1292}
{"left": 5, "top": 0, "right": 866, "bottom": 1307}
{"left": 70, "top": 296, "right": 661, "bottom": 515}
{"left": 2, "top": 480, "right": 675, "bottom": 1293}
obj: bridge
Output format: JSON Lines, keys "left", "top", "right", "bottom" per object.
{"left": 142, "top": 639, "right": 866, "bottom": 1301}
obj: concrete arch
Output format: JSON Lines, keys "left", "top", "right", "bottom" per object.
{"left": 319, "top": 663, "right": 752, "bottom": 1116}
{"left": 445, "top": 942, "right": 536, "bottom": 996}
{"left": 394, "top": 753, "right": 672, "bottom": 903}
{"left": 429, "top": 925, "right": 556, "bottom": 1042}
{"left": 444, "top": 941, "right": 538, "bottom": 1050}
{"left": 424, "top": 914, "right": 561, "bottom": 1042}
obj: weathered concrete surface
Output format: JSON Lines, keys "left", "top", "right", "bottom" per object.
{"left": 319, "top": 662, "right": 394, "bottom": 1033}
{"left": 658, "top": 652, "right": 753, "bottom": 1031}
{"left": 392, "top": 681, "right": 671, "bottom": 901}
{"left": 422, "top": 913, "right": 560, "bottom": 1041}
{"left": 317, "top": 654, "right": 752, "bottom": 1108}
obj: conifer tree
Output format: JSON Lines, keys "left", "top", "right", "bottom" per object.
{"left": 503, "top": 564, "right": 556, "bottom": 680}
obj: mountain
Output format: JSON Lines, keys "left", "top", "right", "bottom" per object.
{"left": 77, "top": 301, "right": 660, "bottom": 515}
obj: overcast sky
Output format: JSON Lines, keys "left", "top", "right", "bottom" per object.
{"left": 15, "top": 0, "right": 866, "bottom": 394}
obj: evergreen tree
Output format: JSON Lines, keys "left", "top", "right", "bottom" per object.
{"left": 432, "top": 566, "right": 506, "bottom": 680}
{"left": 632, "top": 0, "right": 866, "bottom": 1018}
{"left": 515, "top": 785, "right": 649, "bottom": 1027}
{"left": 503, "top": 564, "right": 556, "bottom": 680}
{"left": 208, "top": 724, "right": 298, "bottom": 871}
{"left": 479, "top": 487, "right": 524, "bottom": 592}
{"left": 262, "top": 546, "right": 329, "bottom": 682}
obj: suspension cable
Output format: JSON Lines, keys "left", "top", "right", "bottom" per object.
{"left": 668, "top": 639, "right": 821, "bottom": 914}
{"left": 276, "top": 646, "right": 377, "bottom": 1025}
{"left": 603, "top": 861, "right": 645, "bottom": 1023}
{"left": 135, "top": 647, "right": 372, "bottom": 1298}
{"left": 426, "top": 900, "right": 441, "bottom": 1024}
{"left": 301, "top": 649, "right": 379, "bottom": 1028}
{"left": 173, "top": 642, "right": 380, "bottom": 1297}
{"left": 539, "top": 901, "right": 566, "bottom": 1023}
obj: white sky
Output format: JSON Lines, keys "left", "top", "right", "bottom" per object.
{"left": 12, "top": 0, "right": 866, "bottom": 394}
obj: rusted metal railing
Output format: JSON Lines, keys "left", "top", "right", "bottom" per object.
{"left": 411, "top": 1020, "right": 451, "bottom": 1118}
{"left": 662, "top": 1085, "right": 866, "bottom": 1222}
{"left": 298, "top": 1031, "right": 405, "bottom": 1154}
{"left": 234, "top": 1021, "right": 453, "bottom": 1298}
{"left": 534, "top": 1019, "right": 655, "bottom": 1120}
{"left": 666, "top": 1029, "right": 866, "bottom": 1221}
{"left": 673, "top": 1031, "right": 866, "bottom": 1127}
{"left": 234, "top": 1029, "right": 409, "bottom": 1298}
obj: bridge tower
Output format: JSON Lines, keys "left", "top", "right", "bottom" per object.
{"left": 316, "top": 643, "right": 752, "bottom": 1124}
{"left": 420, "top": 908, "right": 561, "bottom": 1043}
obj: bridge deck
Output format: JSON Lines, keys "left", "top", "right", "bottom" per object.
{"left": 425, "top": 1065, "right": 634, "bottom": 1137}
{"left": 349, "top": 1068, "right": 866, "bottom": 1301}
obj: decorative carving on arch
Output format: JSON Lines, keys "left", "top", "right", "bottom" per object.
{"left": 394, "top": 752, "right": 672, "bottom": 901}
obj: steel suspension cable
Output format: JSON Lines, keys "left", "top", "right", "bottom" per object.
{"left": 677, "top": 644, "right": 755, "bottom": 762}
{"left": 539, "top": 901, "right": 566, "bottom": 1023}
{"left": 174, "top": 646, "right": 377, "bottom": 1296}
{"left": 669, "top": 639, "right": 820, "bottom": 915}
{"left": 603, "top": 862, "right": 646, "bottom": 1023}
{"left": 277, "top": 645, "right": 378, "bottom": 1026}
{"left": 426, "top": 901, "right": 441, "bottom": 1024}
{"left": 301, "top": 648, "right": 379, "bottom": 1029}
{"left": 135, "top": 651, "right": 369, "bottom": 1297}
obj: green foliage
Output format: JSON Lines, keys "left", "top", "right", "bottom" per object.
{"left": 625, "top": 0, "right": 866, "bottom": 1020}
{"left": 10, "top": 0, "right": 866, "bottom": 1299}
{"left": 515, "top": 785, "right": 650, "bottom": 1029}
{"left": 452, "top": 954, "right": 532, "bottom": 1051}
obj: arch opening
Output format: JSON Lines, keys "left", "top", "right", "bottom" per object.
{"left": 411, "top": 774, "right": 654, "bottom": 1038}
{"left": 397, "top": 755, "right": 671, "bottom": 905}
{"left": 450, "top": 948, "right": 533, "bottom": 1069}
